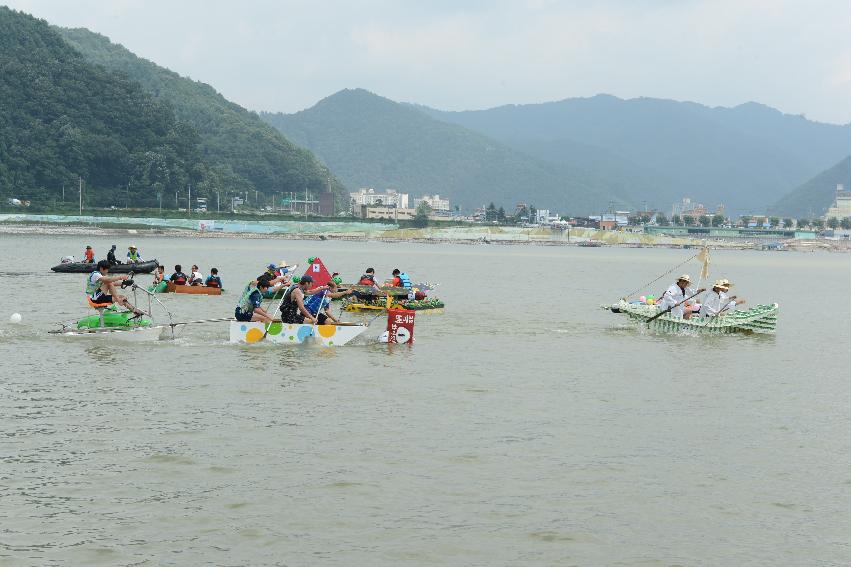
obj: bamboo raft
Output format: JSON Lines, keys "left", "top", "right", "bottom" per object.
{"left": 608, "top": 300, "right": 779, "bottom": 334}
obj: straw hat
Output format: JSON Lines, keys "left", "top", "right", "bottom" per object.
{"left": 677, "top": 274, "right": 692, "bottom": 283}
{"left": 713, "top": 279, "right": 727, "bottom": 288}
{"left": 128, "top": 245, "right": 137, "bottom": 249}
{"left": 278, "top": 259, "right": 288, "bottom": 268}
{"left": 720, "top": 278, "right": 733, "bottom": 289}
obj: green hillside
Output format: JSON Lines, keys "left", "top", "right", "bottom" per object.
{"left": 772, "top": 154, "right": 851, "bottom": 217}
{"left": 422, "top": 95, "right": 851, "bottom": 214}
{"left": 57, "top": 26, "right": 345, "bottom": 210}
{"left": 261, "top": 89, "right": 629, "bottom": 214}
{"left": 0, "top": 7, "right": 202, "bottom": 207}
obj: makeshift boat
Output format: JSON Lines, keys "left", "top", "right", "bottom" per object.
{"left": 229, "top": 321, "right": 367, "bottom": 346}
{"left": 74, "top": 304, "right": 152, "bottom": 330}
{"left": 607, "top": 300, "right": 779, "bottom": 334}
{"left": 164, "top": 282, "right": 223, "bottom": 295}
{"left": 51, "top": 259, "right": 159, "bottom": 274}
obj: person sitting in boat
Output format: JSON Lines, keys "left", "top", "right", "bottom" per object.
{"left": 278, "top": 275, "right": 318, "bottom": 325}
{"left": 152, "top": 265, "right": 166, "bottom": 284}
{"left": 387, "top": 268, "right": 412, "bottom": 289}
{"left": 358, "top": 268, "right": 377, "bottom": 286}
{"left": 657, "top": 274, "right": 702, "bottom": 319}
{"left": 83, "top": 245, "right": 95, "bottom": 264}
{"left": 169, "top": 265, "right": 189, "bottom": 286}
{"left": 205, "top": 268, "right": 222, "bottom": 288}
{"left": 126, "top": 245, "right": 143, "bottom": 263}
{"left": 305, "top": 279, "right": 351, "bottom": 325}
{"left": 87, "top": 260, "right": 144, "bottom": 316}
{"left": 234, "top": 277, "right": 274, "bottom": 323}
{"left": 189, "top": 265, "right": 204, "bottom": 286}
{"left": 700, "top": 279, "right": 745, "bottom": 317}
{"left": 106, "top": 245, "right": 120, "bottom": 266}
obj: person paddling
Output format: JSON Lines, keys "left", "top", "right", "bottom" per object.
{"left": 700, "top": 279, "right": 745, "bottom": 317}
{"left": 278, "top": 275, "right": 318, "bottom": 325}
{"left": 205, "top": 268, "right": 222, "bottom": 288}
{"left": 169, "top": 264, "right": 188, "bottom": 286}
{"left": 86, "top": 260, "right": 143, "bottom": 316}
{"left": 657, "top": 274, "right": 703, "bottom": 319}
{"left": 188, "top": 265, "right": 204, "bottom": 286}
{"left": 234, "top": 277, "right": 274, "bottom": 323}
{"left": 152, "top": 265, "right": 166, "bottom": 285}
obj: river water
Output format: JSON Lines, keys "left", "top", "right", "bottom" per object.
{"left": 1, "top": 234, "right": 849, "bottom": 566}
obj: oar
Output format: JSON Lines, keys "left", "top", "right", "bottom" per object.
{"left": 646, "top": 288, "right": 705, "bottom": 325}
{"left": 260, "top": 286, "right": 289, "bottom": 341}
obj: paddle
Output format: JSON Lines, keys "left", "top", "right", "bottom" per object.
{"left": 260, "top": 285, "right": 289, "bottom": 341}
{"left": 646, "top": 288, "right": 705, "bottom": 324}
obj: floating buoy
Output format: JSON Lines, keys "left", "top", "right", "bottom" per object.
{"left": 9, "top": 313, "right": 22, "bottom": 324}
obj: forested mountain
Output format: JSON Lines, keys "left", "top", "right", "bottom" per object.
{"left": 772, "top": 154, "right": 851, "bottom": 217}
{"left": 58, "top": 26, "right": 345, "bottom": 209}
{"left": 261, "top": 89, "right": 641, "bottom": 213}
{"left": 0, "top": 7, "right": 203, "bottom": 206}
{"left": 422, "top": 95, "right": 851, "bottom": 213}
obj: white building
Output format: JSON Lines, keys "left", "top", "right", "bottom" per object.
{"left": 825, "top": 184, "right": 851, "bottom": 220}
{"left": 413, "top": 194, "right": 451, "bottom": 213}
{"left": 350, "top": 188, "right": 409, "bottom": 210}
{"left": 535, "top": 209, "right": 561, "bottom": 225}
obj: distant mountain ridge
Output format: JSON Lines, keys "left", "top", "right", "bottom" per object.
{"left": 773, "top": 154, "right": 851, "bottom": 217}
{"left": 421, "top": 94, "right": 851, "bottom": 214}
{"left": 261, "top": 89, "right": 633, "bottom": 214}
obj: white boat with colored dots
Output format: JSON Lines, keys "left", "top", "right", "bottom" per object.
{"left": 229, "top": 321, "right": 368, "bottom": 346}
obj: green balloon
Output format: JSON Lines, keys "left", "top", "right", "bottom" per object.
{"left": 308, "top": 256, "right": 315, "bottom": 263}
{"left": 333, "top": 276, "right": 342, "bottom": 284}
{"left": 292, "top": 276, "right": 301, "bottom": 283}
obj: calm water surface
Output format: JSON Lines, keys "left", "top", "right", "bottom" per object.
{"left": 1, "top": 234, "right": 849, "bottom": 566}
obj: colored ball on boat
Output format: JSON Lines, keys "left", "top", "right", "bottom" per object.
{"left": 308, "top": 257, "right": 315, "bottom": 263}
{"left": 292, "top": 276, "right": 300, "bottom": 283}
{"left": 639, "top": 296, "right": 646, "bottom": 303}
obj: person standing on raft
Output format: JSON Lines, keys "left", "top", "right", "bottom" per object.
{"left": 87, "top": 260, "right": 144, "bottom": 316}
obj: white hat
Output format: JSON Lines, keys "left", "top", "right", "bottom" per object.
{"left": 128, "top": 245, "right": 137, "bottom": 249}
{"left": 713, "top": 279, "right": 727, "bottom": 288}
{"left": 678, "top": 274, "right": 692, "bottom": 283}
{"left": 278, "top": 259, "right": 288, "bottom": 268}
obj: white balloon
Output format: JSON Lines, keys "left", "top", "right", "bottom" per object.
{"left": 9, "top": 313, "right": 22, "bottom": 324}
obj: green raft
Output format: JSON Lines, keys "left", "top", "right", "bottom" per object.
{"left": 77, "top": 306, "right": 152, "bottom": 330}
{"left": 147, "top": 281, "right": 168, "bottom": 293}
{"left": 608, "top": 300, "right": 779, "bottom": 334}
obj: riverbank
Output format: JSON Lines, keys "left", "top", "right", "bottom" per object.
{"left": 3, "top": 217, "right": 848, "bottom": 251}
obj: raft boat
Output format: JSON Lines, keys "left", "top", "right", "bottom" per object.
{"left": 164, "top": 282, "right": 223, "bottom": 295}
{"left": 607, "top": 300, "right": 779, "bottom": 334}
{"left": 229, "top": 321, "right": 367, "bottom": 346}
{"left": 51, "top": 260, "right": 159, "bottom": 274}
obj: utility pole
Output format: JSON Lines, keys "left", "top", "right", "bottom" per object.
{"left": 217, "top": 190, "right": 220, "bottom": 213}
{"left": 62, "top": 184, "right": 64, "bottom": 203}
{"left": 78, "top": 176, "right": 82, "bottom": 214}
{"left": 187, "top": 184, "right": 191, "bottom": 215}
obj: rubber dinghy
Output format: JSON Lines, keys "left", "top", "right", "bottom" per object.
{"left": 51, "top": 260, "right": 159, "bottom": 274}
{"left": 230, "top": 321, "right": 367, "bottom": 346}
{"left": 607, "top": 300, "right": 779, "bottom": 334}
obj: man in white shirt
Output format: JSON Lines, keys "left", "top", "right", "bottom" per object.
{"left": 189, "top": 264, "right": 204, "bottom": 286}
{"left": 657, "top": 274, "right": 703, "bottom": 319}
{"left": 700, "top": 279, "right": 744, "bottom": 317}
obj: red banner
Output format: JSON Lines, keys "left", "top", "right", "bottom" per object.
{"left": 387, "top": 308, "right": 415, "bottom": 344}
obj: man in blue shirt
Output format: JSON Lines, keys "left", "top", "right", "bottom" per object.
{"left": 235, "top": 278, "right": 274, "bottom": 323}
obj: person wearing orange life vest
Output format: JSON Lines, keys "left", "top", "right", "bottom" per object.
{"left": 205, "top": 268, "right": 223, "bottom": 288}
{"left": 83, "top": 246, "right": 95, "bottom": 263}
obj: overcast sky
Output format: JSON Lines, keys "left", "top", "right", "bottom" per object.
{"left": 6, "top": 0, "right": 851, "bottom": 123}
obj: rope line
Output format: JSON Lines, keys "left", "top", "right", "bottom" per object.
{"left": 621, "top": 252, "right": 699, "bottom": 300}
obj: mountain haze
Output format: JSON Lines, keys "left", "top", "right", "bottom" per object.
{"left": 422, "top": 95, "right": 851, "bottom": 214}
{"left": 261, "top": 89, "right": 647, "bottom": 214}
{"left": 772, "top": 154, "right": 851, "bottom": 217}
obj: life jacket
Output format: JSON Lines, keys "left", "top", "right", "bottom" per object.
{"left": 236, "top": 283, "right": 259, "bottom": 314}
{"left": 206, "top": 277, "right": 221, "bottom": 288}
{"left": 304, "top": 291, "right": 329, "bottom": 316}
{"left": 398, "top": 272, "right": 412, "bottom": 289}
{"left": 279, "top": 284, "right": 304, "bottom": 323}
{"left": 172, "top": 273, "right": 187, "bottom": 285}
{"left": 358, "top": 274, "right": 375, "bottom": 285}
{"left": 85, "top": 271, "right": 100, "bottom": 297}
{"left": 128, "top": 250, "right": 140, "bottom": 262}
